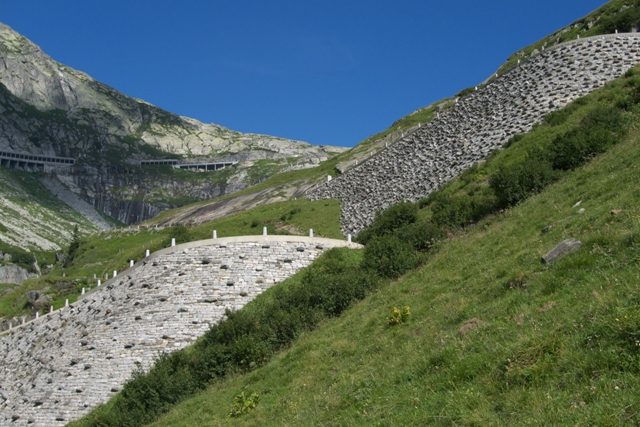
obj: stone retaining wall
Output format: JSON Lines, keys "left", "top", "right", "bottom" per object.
{"left": 0, "top": 236, "right": 361, "bottom": 426}
{"left": 307, "top": 34, "right": 640, "bottom": 235}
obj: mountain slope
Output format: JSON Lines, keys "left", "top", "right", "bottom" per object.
{"left": 0, "top": 22, "right": 345, "bottom": 226}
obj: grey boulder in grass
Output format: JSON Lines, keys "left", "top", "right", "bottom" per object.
{"left": 541, "top": 238, "right": 582, "bottom": 265}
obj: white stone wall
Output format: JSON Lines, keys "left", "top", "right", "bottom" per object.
{"left": 308, "top": 34, "right": 640, "bottom": 235}
{"left": 0, "top": 236, "right": 361, "bottom": 426}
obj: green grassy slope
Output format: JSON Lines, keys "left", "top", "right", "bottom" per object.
{"left": 72, "top": 64, "right": 640, "bottom": 426}
{"left": 151, "top": 102, "right": 640, "bottom": 427}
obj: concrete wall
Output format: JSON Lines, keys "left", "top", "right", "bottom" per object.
{"left": 0, "top": 235, "right": 361, "bottom": 426}
{"left": 307, "top": 34, "right": 640, "bottom": 235}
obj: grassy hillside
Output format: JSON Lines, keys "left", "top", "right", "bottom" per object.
{"left": 71, "top": 63, "right": 640, "bottom": 426}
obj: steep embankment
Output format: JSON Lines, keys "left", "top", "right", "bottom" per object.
{"left": 0, "top": 22, "right": 345, "bottom": 225}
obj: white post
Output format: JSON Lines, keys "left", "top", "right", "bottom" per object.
{"left": 8, "top": 322, "right": 10, "bottom": 329}
{"left": 81, "top": 288, "right": 85, "bottom": 295}
{"left": 93, "top": 274, "right": 96, "bottom": 279}
{"left": 97, "top": 279, "right": 101, "bottom": 287}
{"left": 475, "top": 86, "right": 477, "bottom": 91}
{"left": 21, "top": 317, "right": 25, "bottom": 325}
{"left": 309, "top": 229, "right": 313, "bottom": 238}
{"left": 113, "top": 270, "right": 117, "bottom": 278}
{"left": 213, "top": 230, "right": 217, "bottom": 239}
{"left": 50, "top": 306, "right": 53, "bottom": 313}
{"left": 105, "top": 273, "right": 108, "bottom": 280}
{"left": 36, "top": 312, "right": 39, "bottom": 319}
{"left": 171, "top": 238, "right": 175, "bottom": 247}
{"left": 130, "top": 260, "right": 134, "bottom": 267}
{"left": 263, "top": 226, "right": 267, "bottom": 236}
{"left": 65, "top": 299, "right": 69, "bottom": 307}
{"left": 145, "top": 249, "right": 150, "bottom": 257}
{"left": 327, "top": 175, "right": 332, "bottom": 182}
{"left": 616, "top": 29, "right": 618, "bottom": 34}
{"left": 348, "top": 234, "right": 352, "bottom": 243}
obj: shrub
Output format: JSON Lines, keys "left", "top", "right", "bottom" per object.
{"left": 580, "top": 105, "right": 624, "bottom": 132}
{"left": 250, "top": 219, "right": 260, "bottom": 228}
{"left": 549, "top": 127, "right": 617, "bottom": 171}
{"left": 503, "top": 133, "right": 524, "bottom": 148}
{"left": 356, "top": 202, "right": 418, "bottom": 244}
{"left": 430, "top": 192, "right": 497, "bottom": 228}
{"left": 490, "top": 157, "right": 557, "bottom": 208}
{"left": 395, "top": 221, "right": 444, "bottom": 252}
{"left": 63, "top": 225, "right": 80, "bottom": 268}
{"left": 361, "top": 235, "right": 418, "bottom": 279}
{"left": 543, "top": 104, "right": 577, "bottom": 126}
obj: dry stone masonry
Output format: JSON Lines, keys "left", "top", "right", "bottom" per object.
{"left": 0, "top": 236, "right": 361, "bottom": 426}
{"left": 308, "top": 34, "right": 640, "bottom": 235}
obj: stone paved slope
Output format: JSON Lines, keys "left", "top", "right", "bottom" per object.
{"left": 307, "top": 34, "right": 640, "bottom": 235}
{"left": 0, "top": 236, "right": 361, "bottom": 426}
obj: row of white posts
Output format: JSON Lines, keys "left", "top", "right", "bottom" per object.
{"left": 5, "top": 228, "right": 354, "bottom": 331}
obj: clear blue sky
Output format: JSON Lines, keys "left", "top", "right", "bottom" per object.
{"left": 3, "top": 0, "right": 606, "bottom": 147}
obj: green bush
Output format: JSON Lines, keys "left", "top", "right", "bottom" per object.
{"left": 430, "top": 192, "right": 497, "bottom": 228}
{"left": 356, "top": 202, "right": 418, "bottom": 244}
{"left": 161, "top": 225, "right": 191, "bottom": 246}
{"left": 361, "top": 235, "right": 418, "bottom": 279}
{"left": 63, "top": 225, "right": 80, "bottom": 268}
{"left": 503, "top": 133, "right": 524, "bottom": 149}
{"left": 549, "top": 127, "right": 617, "bottom": 171}
{"left": 490, "top": 157, "right": 557, "bottom": 209}
{"left": 598, "top": 4, "right": 640, "bottom": 34}
{"left": 543, "top": 103, "right": 578, "bottom": 126}
{"left": 395, "top": 221, "right": 444, "bottom": 252}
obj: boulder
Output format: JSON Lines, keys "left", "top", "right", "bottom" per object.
{"left": 0, "top": 264, "right": 37, "bottom": 285}
{"left": 541, "top": 238, "right": 582, "bottom": 264}
{"left": 25, "top": 290, "right": 52, "bottom": 310}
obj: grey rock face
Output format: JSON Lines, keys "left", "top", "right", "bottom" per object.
{"left": 541, "top": 238, "right": 582, "bottom": 264}
{"left": 307, "top": 34, "right": 640, "bottom": 235}
{"left": 0, "top": 264, "right": 37, "bottom": 285}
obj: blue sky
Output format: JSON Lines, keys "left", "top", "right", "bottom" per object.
{"left": 3, "top": 1, "right": 606, "bottom": 147}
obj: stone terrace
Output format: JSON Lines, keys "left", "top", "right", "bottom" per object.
{"left": 307, "top": 34, "right": 640, "bottom": 234}
{"left": 0, "top": 236, "right": 361, "bottom": 426}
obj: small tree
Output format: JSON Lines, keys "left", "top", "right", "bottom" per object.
{"left": 64, "top": 225, "right": 80, "bottom": 268}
